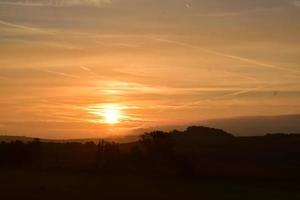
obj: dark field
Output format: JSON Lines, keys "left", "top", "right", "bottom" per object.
{"left": 2, "top": 126, "right": 300, "bottom": 199}
{"left": 1, "top": 170, "right": 300, "bottom": 200}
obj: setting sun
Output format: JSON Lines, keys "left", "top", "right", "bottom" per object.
{"left": 87, "top": 104, "right": 123, "bottom": 125}
{"left": 103, "top": 106, "right": 121, "bottom": 124}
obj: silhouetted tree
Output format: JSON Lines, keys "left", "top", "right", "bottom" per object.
{"left": 30, "top": 138, "right": 42, "bottom": 169}
{"left": 139, "top": 131, "right": 176, "bottom": 172}
{"left": 97, "top": 140, "right": 105, "bottom": 168}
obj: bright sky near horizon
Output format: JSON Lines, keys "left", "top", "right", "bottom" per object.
{"left": 0, "top": 0, "right": 300, "bottom": 138}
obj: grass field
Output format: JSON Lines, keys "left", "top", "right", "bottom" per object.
{"left": 1, "top": 170, "right": 300, "bottom": 200}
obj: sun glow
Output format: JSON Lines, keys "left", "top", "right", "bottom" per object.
{"left": 88, "top": 104, "right": 123, "bottom": 124}
{"left": 87, "top": 103, "right": 143, "bottom": 125}
{"left": 103, "top": 106, "right": 121, "bottom": 124}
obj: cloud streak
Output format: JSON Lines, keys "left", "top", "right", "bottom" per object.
{"left": 0, "top": 0, "right": 111, "bottom": 7}
{"left": 0, "top": 20, "right": 53, "bottom": 34}
{"left": 37, "top": 69, "right": 80, "bottom": 79}
{"left": 194, "top": 7, "right": 283, "bottom": 18}
{"left": 151, "top": 37, "right": 300, "bottom": 75}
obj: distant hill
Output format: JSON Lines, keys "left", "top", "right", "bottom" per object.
{"left": 184, "top": 126, "right": 233, "bottom": 137}
{"left": 201, "top": 114, "right": 300, "bottom": 136}
{"left": 0, "top": 135, "right": 138, "bottom": 144}
{"left": 2, "top": 114, "right": 300, "bottom": 142}
{"left": 0, "top": 136, "right": 37, "bottom": 143}
{"left": 0, "top": 126, "right": 234, "bottom": 144}
{"left": 132, "top": 114, "right": 300, "bottom": 137}
{"left": 170, "top": 126, "right": 233, "bottom": 142}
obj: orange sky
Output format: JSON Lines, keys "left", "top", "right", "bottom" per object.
{"left": 0, "top": 0, "right": 300, "bottom": 138}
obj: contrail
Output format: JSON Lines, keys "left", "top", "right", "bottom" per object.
{"left": 0, "top": 20, "right": 53, "bottom": 34}
{"left": 0, "top": 0, "right": 112, "bottom": 7}
{"left": 150, "top": 37, "right": 300, "bottom": 75}
{"left": 150, "top": 37, "right": 300, "bottom": 103}
{"left": 161, "top": 84, "right": 278, "bottom": 110}
{"left": 37, "top": 69, "right": 80, "bottom": 79}
{"left": 203, "top": 49, "right": 300, "bottom": 75}
{"left": 194, "top": 7, "right": 283, "bottom": 18}
{"left": 80, "top": 66, "right": 92, "bottom": 72}
{"left": 0, "top": 1, "right": 46, "bottom": 7}
{"left": 0, "top": 20, "right": 83, "bottom": 50}
{"left": 79, "top": 66, "right": 102, "bottom": 77}
{"left": 31, "top": 41, "right": 82, "bottom": 50}
{"left": 214, "top": 87, "right": 263, "bottom": 99}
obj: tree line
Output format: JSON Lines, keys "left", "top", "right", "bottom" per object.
{"left": 1, "top": 126, "right": 300, "bottom": 177}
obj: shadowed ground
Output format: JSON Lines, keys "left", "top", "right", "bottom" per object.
{"left": 1, "top": 170, "right": 300, "bottom": 200}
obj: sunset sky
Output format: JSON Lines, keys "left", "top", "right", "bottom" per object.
{"left": 0, "top": 0, "right": 300, "bottom": 139}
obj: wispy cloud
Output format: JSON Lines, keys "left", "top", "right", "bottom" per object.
{"left": 37, "top": 68, "right": 80, "bottom": 79}
{"left": 194, "top": 7, "right": 283, "bottom": 18}
{"left": 293, "top": 0, "right": 300, "bottom": 7}
{"left": 80, "top": 66, "right": 92, "bottom": 72}
{"left": 98, "top": 80, "right": 300, "bottom": 99}
{"left": 0, "top": 0, "right": 111, "bottom": 7}
{"left": 0, "top": 20, "right": 53, "bottom": 34}
{"left": 151, "top": 37, "right": 300, "bottom": 75}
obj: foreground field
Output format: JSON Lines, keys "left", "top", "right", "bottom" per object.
{"left": 1, "top": 170, "right": 300, "bottom": 200}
